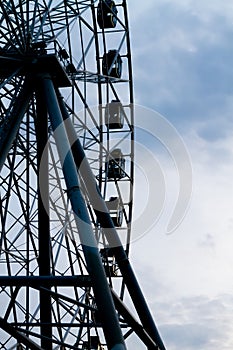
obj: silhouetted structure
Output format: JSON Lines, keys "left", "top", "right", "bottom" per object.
{"left": 0, "top": 1, "right": 166, "bottom": 349}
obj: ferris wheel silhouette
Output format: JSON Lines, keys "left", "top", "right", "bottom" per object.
{"left": 0, "top": 1, "right": 166, "bottom": 349}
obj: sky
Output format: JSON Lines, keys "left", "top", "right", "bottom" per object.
{"left": 1, "top": 2, "right": 232, "bottom": 349}
{"left": 126, "top": 1, "right": 233, "bottom": 349}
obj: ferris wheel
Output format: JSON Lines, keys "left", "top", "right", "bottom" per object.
{"left": 0, "top": 1, "right": 166, "bottom": 349}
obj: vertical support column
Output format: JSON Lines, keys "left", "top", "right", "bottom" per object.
{"left": 26, "top": 111, "right": 31, "bottom": 350}
{"left": 57, "top": 94, "right": 165, "bottom": 350}
{"left": 41, "top": 76, "right": 126, "bottom": 350}
{"left": 35, "top": 85, "right": 52, "bottom": 350}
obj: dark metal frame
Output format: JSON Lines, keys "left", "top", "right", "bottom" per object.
{"left": 0, "top": 1, "right": 166, "bottom": 349}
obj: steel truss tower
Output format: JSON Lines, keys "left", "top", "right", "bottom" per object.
{"left": 0, "top": 1, "right": 166, "bottom": 349}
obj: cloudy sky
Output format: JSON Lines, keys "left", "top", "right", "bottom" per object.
{"left": 126, "top": 1, "right": 233, "bottom": 349}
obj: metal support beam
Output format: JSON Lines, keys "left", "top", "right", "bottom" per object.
{"left": 0, "top": 78, "right": 33, "bottom": 172}
{"left": 0, "top": 317, "right": 44, "bottom": 350}
{"left": 36, "top": 84, "right": 52, "bottom": 350}
{"left": 41, "top": 76, "right": 126, "bottom": 350}
{"left": 37, "top": 286, "right": 95, "bottom": 311}
{"left": 57, "top": 93, "right": 166, "bottom": 350}
{"left": 0, "top": 275, "right": 91, "bottom": 287}
{"left": 111, "top": 289, "right": 158, "bottom": 349}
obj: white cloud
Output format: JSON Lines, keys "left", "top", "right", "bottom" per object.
{"left": 129, "top": 117, "right": 233, "bottom": 347}
{"left": 128, "top": 0, "right": 233, "bottom": 131}
{"left": 159, "top": 295, "right": 233, "bottom": 350}
{"left": 126, "top": 1, "right": 233, "bottom": 348}
{"left": 132, "top": 119, "right": 233, "bottom": 292}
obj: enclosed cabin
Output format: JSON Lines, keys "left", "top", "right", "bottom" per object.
{"left": 105, "top": 100, "right": 124, "bottom": 129}
{"left": 58, "top": 48, "right": 69, "bottom": 60}
{"left": 58, "top": 48, "right": 75, "bottom": 73}
{"left": 97, "top": 0, "right": 118, "bottom": 29}
{"left": 102, "top": 49, "right": 122, "bottom": 78}
{"left": 107, "top": 148, "right": 125, "bottom": 179}
{"left": 105, "top": 196, "right": 123, "bottom": 227}
{"left": 100, "top": 248, "right": 119, "bottom": 277}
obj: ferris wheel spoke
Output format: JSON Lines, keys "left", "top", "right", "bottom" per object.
{"left": 27, "top": 0, "right": 42, "bottom": 43}
{"left": 76, "top": 34, "right": 95, "bottom": 70}
{"left": 64, "top": 95, "right": 100, "bottom": 131}
{"left": 33, "top": 1, "right": 79, "bottom": 44}
{"left": 0, "top": 29, "right": 22, "bottom": 54}
{"left": 32, "top": 0, "right": 54, "bottom": 42}
{"left": 9, "top": 0, "right": 27, "bottom": 49}
{"left": 0, "top": 69, "right": 24, "bottom": 93}
{"left": 0, "top": 4, "right": 24, "bottom": 52}
{"left": 0, "top": 1, "right": 11, "bottom": 25}
{"left": 0, "top": 78, "right": 33, "bottom": 172}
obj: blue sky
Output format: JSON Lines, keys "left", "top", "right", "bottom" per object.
{"left": 130, "top": 0, "right": 233, "bottom": 129}
{"left": 127, "top": 1, "right": 233, "bottom": 349}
